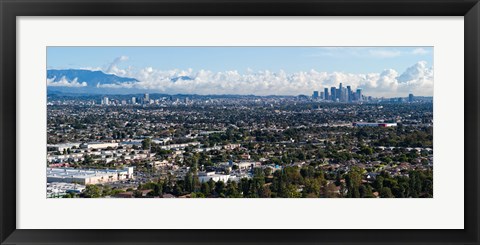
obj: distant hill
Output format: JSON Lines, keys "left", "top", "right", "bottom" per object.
{"left": 47, "top": 69, "right": 140, "bottom": 94}
{"left": 171, "top": 76, "right": 193, "bottom": 82}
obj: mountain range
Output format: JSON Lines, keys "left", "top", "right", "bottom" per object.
{"left": 47, "top": 69, "right": 194, "bottom": 94}
{"left": 47, "top": 69, "right": 197, "bottom": 95}
{"left": 47, "top": 69, "right": 141, "bottom": 94}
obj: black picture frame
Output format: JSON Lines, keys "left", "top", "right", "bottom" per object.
{"left": 1, "top": 0, "right": 479, "bottom": 244}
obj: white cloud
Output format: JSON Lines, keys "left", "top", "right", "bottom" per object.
{"left": 412, "top": 48, "right": 429, "bottom": 55}
{"left": 309, "top": 48, "right": 401, "bottom": 59}
{"left": 105, "top": 56, "right": 130, "bottom": 76}
{"left": 368, "top": 49, "right": 402, "bottom": 58}
{"left": 47, "top": 76, "right": 87, "bottom": 87}
{"left": 79, "top": 66, "right": 103, "bottom": 71}
{"left": 94, "top": 61, "right": 433, "bottom": 97}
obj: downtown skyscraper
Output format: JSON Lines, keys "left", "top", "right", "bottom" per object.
{"left": 314, "top": 83, "right": 365, "bottom": 102}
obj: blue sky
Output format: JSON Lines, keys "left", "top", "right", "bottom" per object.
{"left": 46, "top": 47, "right": 434, "bottom": 97}
{"left": 47, "top": 47, "right": 432, "bottom": 74}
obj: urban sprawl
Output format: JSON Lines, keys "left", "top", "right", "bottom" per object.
{"left": 47, "top": 83, "right": 433, "bottom": 198}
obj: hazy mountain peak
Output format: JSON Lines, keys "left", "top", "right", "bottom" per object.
{"left": 47, "top": 69, "right": 139, "bottom": 94}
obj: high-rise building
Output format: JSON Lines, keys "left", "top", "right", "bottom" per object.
{"left": 144, "top": 93, "right": 149, "bottom": 104}
{"left": 330, "top": 87, "right": 336, "bottom": 101}
{"left": 102, "top": 97, "right": 109, "bottom": 105}
{"left": 320, "top": 91, "right": 324, "bottom": 100}
{"left": 132, "top": 97, "right": 136, "bottom": 104}
{"left": 347, "top": 86, "right": 352, "bottom": 102}
{"left": 338, "top": 83, "right": 346, "bottom": 102}
{"left": 356, "top": 89, "right": 362, "bottom": 101}
{"left": 342, "top": 88, "right": 348, "bottom": 102}
{"left": 312, "top": 91, "right": 319, "bottom": 99}
{"left": 324, "top": 88, "right": 329, "bottom": 100}
{"left": 409, "top": 93, "right": 414, "bottom": 103}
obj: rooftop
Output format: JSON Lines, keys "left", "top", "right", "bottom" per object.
{"left": 47, "top": 167, "right": 130, "bottom": 179}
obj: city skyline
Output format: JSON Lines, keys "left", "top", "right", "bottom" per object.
{"left": 47, "top": 47, "right": 433, "bottom": 97}
{"left": 47, "top": 49, "right": 433, "bottom": 199}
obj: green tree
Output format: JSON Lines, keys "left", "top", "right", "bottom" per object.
{"left": 207, "top": 179, "right": 216, "bottom": 195}
{"left": 83, "top": 185, "right": 101, "bottom": 198}
{"left": 324, "top": 182, "right": 339, "bottom": 198}
{"left": 374, "top": 176, "right": 384, "bottom": 190}
{"left": 201, "top": 182, "right": 211, "bottom": 197}
{"left": 134, "top": 190, "right": 143, "bottom": 198}
{"left": 215, "top": 181, "right": 226, "bottom": 197}
{"left": 423, "top": 179, "right": 433, "bottom": 197}
{"left": 101, "top": 185, "right": 112, "bottom": 196}
{"left": 259, "top": 186, "right": 272, "bottom": 198}
{"left": 345, "top": 167, "right": 362, "bottom": 198}
{"left": 142, "top": 138, "right": 152, "bottom": 150}
{"left": 285, "top": 184, "right": 302, "bottom": 198}
{"left": 359, "top": 185, "right": 374, "bottom": 198}
{"left": 240, "top": 178, "right": 251, "bottom": 197}
{"left": 303, "top": 178, "right": 321, "bottom": 197}
{"left": 361, "top": 145, "right": 374, "bottom": 155}
{"left": 409, "top": 171, "right": 422, "bottom": 197}
{"left": 184, "top": 172, "right": 194, "bottom": 193}
{"left": 191, "top": 192, "right": 205, "bottom": 198}
{"left": 379, "top": 187, "right": 394, "bottom": 198}
{"left": 263, "top": 167, "right": 272, "bottom": 177}
{"left": 226, "top": 181, "right": 241, "bottom": 198}
{"left": 63, "top": 192, "right": 76, "bottom": 198}
{"left": 153, "top": 182, "right": 162, "bottom": 196}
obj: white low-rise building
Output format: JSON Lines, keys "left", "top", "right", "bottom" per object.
{"left": 198, "top": 171, "right": 231, "bottom": 183}
{"left": 47, "top": 167, "right": 134, "bottom": 185}
{"left": 46, "top": 182, "right": 86, "bottom": 198}
{"left": 47, "top": 143, "right": 82, "bottom": 152}
{"left": 152, "top": 137, "right": 171, "bottom": 145}
{"left": 235, "top": 161, "right": 260, "bottom": 170}
{"left": 47, "top": 153, "right": 85, "bottom": 163}
{"left": 81, "top": 142, "right": 119, "bottom": 150}
{"left": 160, "top": 142, "right": 200, "bottom": 150}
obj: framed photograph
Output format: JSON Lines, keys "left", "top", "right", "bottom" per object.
{"left": 1, "top": 0, "right": 479, "bottom": 244}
